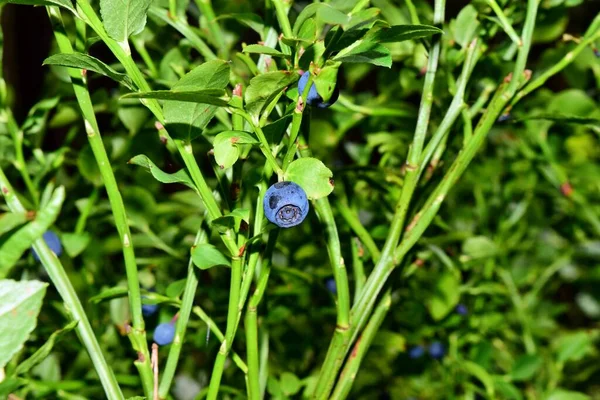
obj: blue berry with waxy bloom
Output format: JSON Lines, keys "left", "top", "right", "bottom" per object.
{"left": 408, "top": 345, "right": 425, "bottom": 359}
{"left": 456, "top": 304, "right": 468, "bottom": 316}
{"left": 326, "top": 278, "right": 337, "bottom": 295}
{"left": 297, "top": 71, "right": 339, "bottom": 109}
{"left": 32, "top": 231, "right": 62, "bottom": 261}
{"left": 142, "top": 303, "right": 159, "bottom": 317}
{"left": 429, "top": 342, "right": 445, "bottom": 359}
{"left": 154, "top": 322, "right": 176, "bottom": 345}
{"left": 263, "top": 182, "right": 309, "bottom": 228}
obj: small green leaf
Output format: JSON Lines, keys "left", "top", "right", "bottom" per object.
{"left": 368, "top": 24, "right": 443, "bottom": 43}
{"left": 61, "top": 232, "right": 91, "bottom": 258}
{"left": 122, "top": 89, "right": 228, "bottom": 106}
{"left": 100, "top": 0, "right": 153, "bottom": 42}
{"left": 546, "top": 390, "right": 590, "bottom": 400}
{"left": 166, "top": 279, "right": 186, "bottom": 298}
{"left": 0, "top": 212, "right": 29, "bottom": 237}
{"left": 3, "top": 0, "right": 75, "bottom": 14}
{"left": 293, "top": 3, "right": 349, "bottom": 35}
{"left": 191, "top": 243, "right": 231, "bottom": 270}
{"left": 212, "top": 131, "right": 259, "bottom": 169}
{"left": 462, "top": 236, "right": 498, "bottom": 259}
{"left": 494, "top": 379, "right": 523, "bottom": 400}
{"left": 0, "top": 280, "right": 48, "bottom": 368}
{"left": 284, "top": 158, "right": 334, "bottom": 200}
{"left": 164, "top": 60, "right": 231, "bottom": 141}
{"left": 510, "top": 354, "right": 543, "bottom": 381}
{"left": 128, "top": 154, "right": 196, "bottom": 191}
{"left": 43, "top": 53, "right": 135, "bottom": 90}
{"left": 555, "top": 332, "right": 593, "bottom": 363}
{"left": 242, "top": 45, "right": 287, "bottom": 58}
{"left": 245, "top": 71, "right": 298, "bottom": 117}
{"left": 0, "top": 188, "right": 65, "bottom": 278}
{"left": 452, "top": 5, "right": 479, "bottom": 47}
{"left": 14, "top": 321, "right": 78, "bottom": 375}
{"left": 313, "top": 62, "right": 341, "bottom": 103}
{"left": 426, "top": 272, "right": 460, "bottom": 321}
{"left": 280, "top": 372, "right": 302, "bottom": 396}
{"left": 212, "top": 209, "right": 250, "bottom": 233}
{"left": 462, "top": 361, "right": 495, "bottom": 397}
{"left": 89, "top": 286, "right": 129, "bottom": 304}
{"left": 333, "top": 40, "right": 392, "bottom": 67}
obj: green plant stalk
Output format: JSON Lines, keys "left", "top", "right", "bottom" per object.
{"left": 485, "top": 0, "right": 521, "bottom": 45}
{"left": 195, "top": 0, "right": 228, "bottom": 57}
{"left": 158, "top": 229, "right": 206, "bottom": 398}
{"left": 336, "top": 201, "right": 381, "bottom": 262}
{"left": 282, "top": 106, "right": 303, "bottom": 171}
{"left": 330, "top": 290, "right": 391, "bottom": 400}
{"left": 206, "top": 256, "right": 243, "bottom": 400}
{"left": 511, "top": 28, "right": 600, "bottom": 106}
{"left": 350, "top": 238, "right": 366, "bottom": 304}
{"left": 271, "top": 0, "right": 292, "bottom": 54}
{"left": 498, "top": 270, "right": 536, "bottom": 353}
{"left": 245, "top": 232, "right": 277, "bottom": 400}
{"left": 0, "top": 168, "right": 123, "bottom": 400}
{"left": 169, "top": 0, "right": 177, "bottom": 20}
{"left": 47, "top": 6, "right": 154, "bottom": 396}
{"left": 74, "top": 187, "right": 99, "bottom": 234}
{"left": 405, "top": 0, "right": 421, "bottom": 25}
{"left": 131, "top": 37, "right": 159, "bottom": 79}
{"left": 192, "top": 306, "right": 248, "bottom": 373}
{"left": 350, "top": 0, "right": 370, "bottom": 15}
{"left": 75, "top": 0, "right": 239, "bottom": 256}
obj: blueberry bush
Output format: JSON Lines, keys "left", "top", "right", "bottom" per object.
{"left": 1, "top": 0, "right": 599, "bottom": 399}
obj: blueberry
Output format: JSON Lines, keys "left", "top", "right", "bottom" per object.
{"left": 154, "top": 322, "right": 176, "bottom": 345}
{"left": 263, "top": 182, "right": 309, "bottom": 228}
{"left": 408, "top": 345, "right": 425, "bottom": 359}
{"left": 297, "top": 71, "right": 339, "bottom": 109}
{"left": 326, "top": 278, "right": 336, "bottom": 295}
{"left": 456, "top": 304, "right": 468, "bottom": 316}
{"left": 428, "top": 342, "right": 445, "bottom": 359}
{"left": 142, "top": 303, "right": 159, "bottom": 317}
{"left": 32, "top": 231, "right": 62, "bottom": 261}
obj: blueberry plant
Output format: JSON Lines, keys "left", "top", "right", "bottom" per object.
{"left": 1, "top": 0, "right": 599, "bottom": 399}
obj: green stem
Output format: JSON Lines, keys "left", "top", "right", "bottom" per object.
{"left": 206, "top": 256, "right": 243, "bottom": 400}
{"left": 74, "top": 187, "right": 99, "bottom": 234}
{"left": 336, "top": 201, "right": 381, "bottom": 262}
{"left": 158, "top": 229, "right": 206, "bottom": 398}
{"left": 282, "top": 105, "right": 304, "bottom": 171}
{"left": 330, "top": 291, "right": 391, "bottom": 400}
{"left": 350, "top": 238, "right": 366, "bottom": 304}
{"left": 485, "top": 0, "right": 522, "bottom": 46}
{"left": 271, "top": 0, "right": 292, "bottom": 54}
{"left": 0, "top": 168, "right": 123, "bottom": 400}
{"left": 195, "top": 0, "right": 228, "bottom": 58}
{"left": 405, "top": 0, "right": 421, "bottom": 24}
{"left": 47, "top": 6, "right": 153, "bottom": 397}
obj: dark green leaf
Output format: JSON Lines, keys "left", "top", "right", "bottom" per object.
{"left": 100, "top": 0, "right": 153, "bottom": 42}
{"left": 245, "top": 71, "right": 298, "bottom": 117}
{"left": 128, "top": 154, "right": 196, "bottom": 191}
{"left": 426, "top": 272, "right": 460, "bottom": 321}
{"left": 368, "top": 24, "right": 443, "bottom": 43}
{"left": 313, "top": 62, "right": 341, "bottom": 103}
{"left": 510, "top": 354, "right": 543, "bottom": 381}
{"left": 191, "top": 243, "right": 231, "bottom": 270}
{"left": 333, "top": 40, "right": 392, "bottom": 67}
{"left": 242, "top": 45, "right": 287, "bottom": 58}
{"left": 122, "top": 89, "right": 228, "bottom": 106}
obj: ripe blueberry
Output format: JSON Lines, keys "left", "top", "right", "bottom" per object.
{"left": 297, "top": 71, "right": 339, "bottom": 109}
{"left": 428, "top": 342, "right": 445, "bottom": 359}
{"left": 456, "top": 304, "right": 468, "bottom": 316}
{"left": 154, "top": 322, "right": 176, "bottom": 345}
{"left": 142, "top": 302, "right": 159, "bottom": 317}
{"left": 326, "top": 278, "right": 336, "bottom": 295}
{"left": 408, "top": 345, "right": 425, "bottom": 359}
{"left": 32, "top": 231, "right": 62, "bottom": 261}
{"left": 263, "top": 182, "right": 309, "bottom": 228}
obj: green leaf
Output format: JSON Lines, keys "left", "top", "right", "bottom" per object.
{"left": 242, "top": 45, "right": 287, "bottom": 58}
{"left": 100, "top": 0, "right": 153, "bottom": 42}
{"left": 293, "top": 3, "right": 349, "bottom": 35}
{"left": 166, "top": 279, "right": 186, "bottom": 298}
{"left": 546, "top": 390, "right": 590, "bottom": 400}
{"left": 426, "top": 272, "right": 460, "bottom": 321}
{"left": 61, "top": 232, "right": 91, "bottom": 258}
{"left": 212, "top": 131, "right": 259, "bottom": 169}
{"left": 344, "top": 8, "right": 382, "bottom": 31}
{"left": 452, "top": 5, "right": 479, "bottom": 47}
{"left": 462, "top": 236, "right": 498, "bottom": 259}
{"left": 215, "top": 13, "right": 264, "bottom": 37}
{"left": 78, "top": 145, "right": 103, "bottom": 186}
{"left": 333, "top": 40, "right": 392, "bottom": 67}
{"left": 368, "top": 24, "right": 443, "bottom": 43}
{"left": 212, "top": 208, "right": 250, "bottom": 233}
{"left": 284, "top": 158, "right": 334, "bottom": 200}
{"left": 0, "top": 212, "right": 29, "bottom": 237}
{"left": 122, "top": 89, "right": 228, "bottom": 106}
{"left": 245, "top": 71, "right": 298, "bottom": 117}
{"left": 89, "top": 286, "right": 129, "bottom": 304}
{"left": 555, "top": 332, "right": 593, "bottom": 363}
{"left": 494, "top": 379, "right": 523, "bottom": 400}
{"left": 461, "top": 360, "right": 495, "bottom": 397}
{"left": 191, "top": 243, "right": 231, "bottom": 270}
{"left": 280, "top": 372, "right": 302, "bottom": 396}
{"left": 0, "top": 188, "right": 65, "bottom": 278}
{"left": 163, "top": 60, "right": 231, "bottom": 141}
{"left": 313, "top": 62, "right": 341, "bottom": 103}
{"left": 43, "top": 53, "right": 135, "bottom": 90}
{"left": 3, "top": 0, "right": 75, "bottom": 14}
{"left": 0, "top": 280, "right": 48, "bottom": 368}
{"left": 128, "top": 154, "right": 196, "bottom": 191}
{"left": 510, "top": 354, "right": 543, "bottom": 381}
{"left": 515, "top": 114, "right": 600, "bottom": 126}
{"left": 14, "top": 321, "right": 78, "bottom": 375}
{"left": 21, "top": 97, "right": 60, "bottom": 135}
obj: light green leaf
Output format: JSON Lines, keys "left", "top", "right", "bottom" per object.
{"left": 313, "top": 62, "right": 341, "bottom": 103}
{"left": 462, "top": 236, "right": 498, "bottom": 259}
{"left": 14, "top": 321, "right": 78, "bottom": 375}
{"left": 0, "top": 188, "right": 65, "bottom": 278}
{"left": 43, "top": 53, "right": 135, "bottom": 90}
{"left": 245, "top": 71, "right": 298, "bottom": 117}
{"left": 293, "top": 3, "right": 349, "bottom": 35}
{"left": 555, "top": 332, "right": 593, "bottom": 363}
{"left": 510, "top": 354, "right": 543, "bottom": 381}
{"left": 452, "top": 5, "right": 479, "bottom": 47}
{"left": 462, "top": 361, "right": 495, "bottom": 397}
{"left": 61, "top": 232, "right": 91, "bottom": 258}
{"left": 0, "top": 280, "right": 48, "bottom": 368}
{"left": 333, "top": 40, "right": 392, "bottom": 67}
{"left": 128, "top": 154, "right": 196, "bottom": 191}
{"left": 426, "top": 272, "right": 460, "bottom": 321}
{"left": 164, "top": 60, "right": 231, "bottom": 141}
{"left": 242, "top": 45, "right": 287, "bottom": 58}
{"left": 284, "top": 158, "right": 334, "bottom": 200}
{"left": 212, "top": 208, "right": 250, "bottom": 233}
{"left": 191, "top": 243, "right": 231, "bottom": 270}
{"left": 212, "top": 131, "right": 259, "bottom": 169}
{"left": 368, "top": 24, "right": 443, "bottom": 43}
{"left": 100, "top": 0, "right": 153, "bottom": 42}
{"left": 166, "top": 279, "right": 186, "bottom": 298}
{"left": 546, "top": 390, "right": 590, "bottom": 400}
{"left": 0, "top": 212, "right": 29, "bottom": 237}
{"left": 122, "top": 89, "right": 228, "bottom": 106}
{"left": 280, "top": 372, "right": 302, "bottom": 396}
